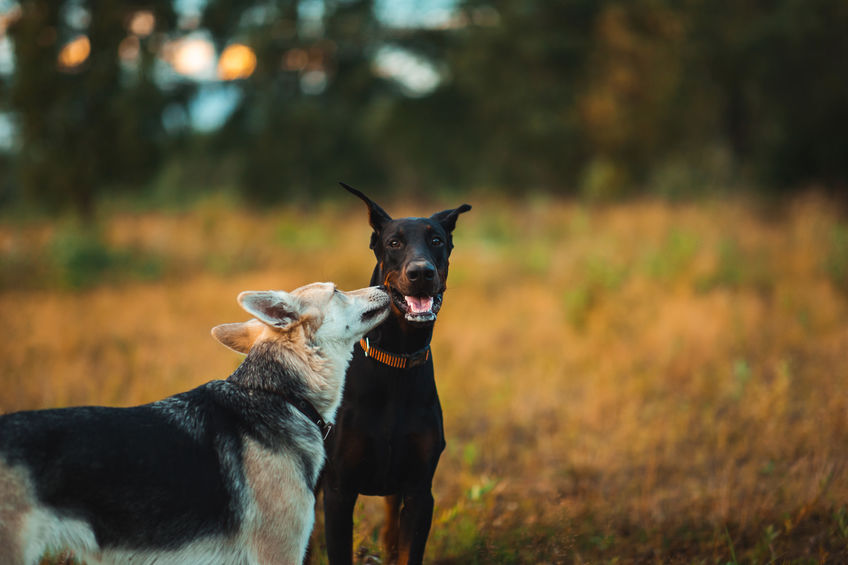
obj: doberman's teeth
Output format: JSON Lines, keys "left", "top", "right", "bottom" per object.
{"left": 404, "top": 296, "right": 434, "bottom": 313}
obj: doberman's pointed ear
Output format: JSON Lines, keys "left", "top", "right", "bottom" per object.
{"left": 340, "top": 183, "right": 392, "bottom": 236}
{"left": 430, "top": 204, "right": 472, "bottom": 234}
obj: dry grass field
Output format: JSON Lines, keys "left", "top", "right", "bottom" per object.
{"left": 1, "top": 193, "right": 847, "bottom": 564}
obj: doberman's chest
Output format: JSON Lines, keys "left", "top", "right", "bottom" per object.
{"left": 332, "top": 356, "right": 445, "bottom": 495}
{"left": 330, "top": 422, "right": 445, "bottom": 496}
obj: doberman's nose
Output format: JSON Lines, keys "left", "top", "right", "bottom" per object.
{"left": 406, "top": 260, "right": 436, "bottom": 282}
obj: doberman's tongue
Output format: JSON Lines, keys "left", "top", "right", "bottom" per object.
{"left": 405, "top": 296, "right": 433, "bottom": 314}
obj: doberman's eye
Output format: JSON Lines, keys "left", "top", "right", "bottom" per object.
{"left": 387, "top": 239, "right": 402, "bottom": 249}
{"left": 430, "top": 236, "right": 444, "bottom": 247}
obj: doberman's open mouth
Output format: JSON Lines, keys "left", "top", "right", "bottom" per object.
{"left": 389, "top": 287, "right": 443, "bottom": 324}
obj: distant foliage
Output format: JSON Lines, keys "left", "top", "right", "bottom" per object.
{"left": 2, "top": 0, "right": 847, "bottom": 213}
{"left": 4, "top": 0, "right": 183, "bottom": 216}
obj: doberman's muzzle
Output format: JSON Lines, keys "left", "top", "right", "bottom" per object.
{"left": 384, "top": 259, "right": 445, "bottom": 325}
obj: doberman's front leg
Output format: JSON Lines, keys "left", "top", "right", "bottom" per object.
{"left": 323, "top": 484, "right": 358, "bottom": 565}
{"left": 382, "top": 494, "right": 401, "bottom": 564}
{"left": 397, "top": 489, "right": 435, "bottom": 565}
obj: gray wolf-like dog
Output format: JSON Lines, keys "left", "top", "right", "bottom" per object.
{"left": 0, "top": 282, "right": 389, "bottom": 565}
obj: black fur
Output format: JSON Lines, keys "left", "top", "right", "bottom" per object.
{"left": 322, "top": 185, "right": 470, "bottom": 565}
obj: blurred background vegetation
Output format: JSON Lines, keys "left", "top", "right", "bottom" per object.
{"left": 2, "top": 2, "right": 848, "bottom": 562}
{"left": 1, "top": 0, "right": 847, "bottom": 217}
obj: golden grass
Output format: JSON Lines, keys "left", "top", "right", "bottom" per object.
{"left": 2, "top": 193, "right": 847, "bottom": 563}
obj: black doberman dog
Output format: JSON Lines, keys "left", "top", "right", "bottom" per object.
{"left": 321, "top": 184, "right": 470, "bottom": 565}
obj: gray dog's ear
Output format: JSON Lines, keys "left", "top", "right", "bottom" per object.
{"left": 340, "top": 182, "right": 392, "bottom": 243}
{"left": 211, "top": 319, "right": 265, "bottom": 354}
{"left": 431, "top": 204, "right": 472, "bottom": 234}
{"left": 238, "top": 290, "right": 302, "bottom": 329}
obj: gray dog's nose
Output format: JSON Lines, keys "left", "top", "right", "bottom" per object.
{"left": 406, "top": 261, "right": 436, "bottom": 282}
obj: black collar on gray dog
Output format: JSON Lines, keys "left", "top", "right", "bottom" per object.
{"left": 286, "top": 396, "right": 333, "bottom": 440}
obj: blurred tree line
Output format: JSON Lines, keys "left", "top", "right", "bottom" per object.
{"left": 1, "top": 0, "right": 847, "bottom": 215}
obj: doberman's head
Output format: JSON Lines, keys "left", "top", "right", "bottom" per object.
{"left": 342, "top": 183, "right": 471, "bottom": 326}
